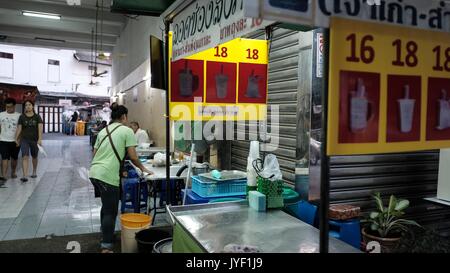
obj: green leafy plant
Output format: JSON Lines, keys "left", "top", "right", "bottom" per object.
{"left": 365, "top": 192, "right": 421, "bottom": 238}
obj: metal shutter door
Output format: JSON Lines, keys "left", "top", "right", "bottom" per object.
{"left": 329, "top": 151, "right": 450, "bottom": 234}
{"left": 231, "top": 28, "right": 299, "bottom": 185}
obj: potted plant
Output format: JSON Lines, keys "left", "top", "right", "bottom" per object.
{"left": 362, "top": 192, "right": 421, "bottom": 253}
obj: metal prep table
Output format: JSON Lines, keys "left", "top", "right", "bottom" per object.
{"left": 136, "top": 147, "right": 166, "bottom": 157}
{"left": 167, "top": 201, "right": 361, "bottom": 253}
{"left": 142, "top": 163, "right": 187, "bottom": 225}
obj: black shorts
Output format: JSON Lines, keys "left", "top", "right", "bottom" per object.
{"left": 0, "top": 141, "right": 20, "bottom": 160}
{"left": 20, "top": 139, "right": 39, "bottom": 158}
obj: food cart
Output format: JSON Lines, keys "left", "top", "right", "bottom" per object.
{"left": 156, "top": 0, "right": 450, "bottom": 253}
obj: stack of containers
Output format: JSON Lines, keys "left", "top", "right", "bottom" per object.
{"left": 246, "top": 141, "right": 260, "bottom": 193}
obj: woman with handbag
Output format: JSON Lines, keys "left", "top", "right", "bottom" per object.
{"left": 89, "top": 104, "right": 152, "bottom": 253}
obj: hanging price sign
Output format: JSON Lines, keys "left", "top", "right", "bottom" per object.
{"left": 328, "top": 17, "right": 450, "bottom": 155}
{"left": 169, "top": 33, "right": 269, "bottom": 121}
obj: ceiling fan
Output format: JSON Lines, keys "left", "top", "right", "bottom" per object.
{"left": 89, "top": 80, "right": 101, "bottom": 86}
{"left": 90, "top": 0, "right": 109, "bottom": 78}
{"left": 92, "top": 67, "right": 108, "bottom": 77}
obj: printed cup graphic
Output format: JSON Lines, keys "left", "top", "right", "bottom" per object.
{"left": 245, "top": 70, "right": 261, "bottom": 98}
{"left": 437, "top": 89, "right": 450, "bottom": 130}
{"left": 215, "top": 65, "right": 229, "bottom": 99}
{"left": 397, "top": 85, "right": 415, "bottom": 133}
{"left": 178, "top": 61, "right": 199, "bottom": 97}
{"left": 350, "top": 78, "right": 372, "bottom": 132}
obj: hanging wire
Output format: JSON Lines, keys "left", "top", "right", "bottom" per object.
{"left": 100, "top": 0, "right": 104, "bottom": 54}
{"left": 261, "top": 25, "right": 274, "bottom": 161}
{"left": 90, "top": 28, "right": 94, "bottom": 84}
{"left": 252, "top": 158, "right": 264, "bottom": 177}
{"left": 94, "top": 0, "right": 99, "bottom": 75}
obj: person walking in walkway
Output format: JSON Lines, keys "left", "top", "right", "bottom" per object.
{"left": 15, "top": 100, "right": 43, "bottom": 182}
{"left": 89, "top": 104, "right": 152, "bottom": 253}
{"left": 130, "top": 121, "right": 150, "bottom": 146}
{"left": 70, "top": 111, "right": 78, "bottom": 135}
{"left": 0, "top": 98, "right": 21, "bottom": 181}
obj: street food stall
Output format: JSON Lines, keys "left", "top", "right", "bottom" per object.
{"left": 138, "top": 0, "right": 450, "bottom": 254}
{"left": 156, "top": 0, "right": 338, "bottom": 253}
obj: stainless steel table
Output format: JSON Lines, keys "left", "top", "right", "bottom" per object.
{"left": 168, "top": 201, "right": 361, "bottom": 253}
{"left": 142, "top": 163, "right": 187, "bottom": 181}
{"left": 141, "top": 163, "right": 186, "bottom": 224}
{"left": 136, "top": 147, "right": 166, "bottom": 157}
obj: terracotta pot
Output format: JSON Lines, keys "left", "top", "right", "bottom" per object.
{"left": 361, "top": 228, "right": 401, "bottom": 253}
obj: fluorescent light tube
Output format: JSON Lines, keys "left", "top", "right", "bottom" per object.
{"left": 22, "top": 11, "right": 61, "bottom": 20}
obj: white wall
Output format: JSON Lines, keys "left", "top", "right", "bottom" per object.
{"left": 112, "top": 16, "right": 162, "bottom": 86}
{"left": 111, "top": 16, "right": 168, "bottom": 147}
{"left": 0, "top": 43, "right": 111, "bottom": 97}
{"left": 112, "top": 58, "right": 168, "bottom": 148}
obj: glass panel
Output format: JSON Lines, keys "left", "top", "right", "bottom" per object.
{"left": 48, "top": 61, "right": 60, "bottom": 83}
{"left": 0, "top": 55, "right": 13, "bottom": 78}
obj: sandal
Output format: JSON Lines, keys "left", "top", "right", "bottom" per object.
{"left": 20, "top": 177, "right": 28, "bottom": 182}
{"left": 31, "top": 175, "right": 37, "bottom": 178}
{"left": 11, "top": 174, "right": 17, "bottom": 179}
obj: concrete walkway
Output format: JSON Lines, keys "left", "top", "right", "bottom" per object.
{"left": 0, "top": 134, "right": 115, "bottom": 241}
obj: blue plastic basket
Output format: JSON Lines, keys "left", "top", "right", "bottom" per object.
{"left": 191, "top": 176, "right": 247, "bottom": 198}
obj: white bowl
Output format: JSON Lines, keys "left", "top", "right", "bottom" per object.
{"left": 140, "top": 143, "right": 151, "bottom": 149}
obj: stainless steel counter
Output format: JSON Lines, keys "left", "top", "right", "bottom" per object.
{"left": 141, "top": 163, "right": 187, "bottom": 181}
{"left": 136, "top": 146, "right": 166, "bottom": 156}
{"left": 168, "top": 201, "right": 361, "bottom": 253}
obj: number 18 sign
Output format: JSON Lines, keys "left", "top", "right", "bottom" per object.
{"left": 327, "top": 17, "right": 450, "bottom": 155}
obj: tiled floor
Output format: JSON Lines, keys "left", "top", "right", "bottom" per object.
{"left": 0, "top": 134, "right": 122, "bottom": 241}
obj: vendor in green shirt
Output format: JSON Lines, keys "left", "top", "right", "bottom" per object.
{"left": 89, "top": 103, "right": 152, "bottom": 253}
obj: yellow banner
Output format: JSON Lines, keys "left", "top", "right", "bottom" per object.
{"left": 169, "top": 33, "right": 269, "bottom": 121}
{"left": 328, "top": 17, "right": 450, "bottom": 155}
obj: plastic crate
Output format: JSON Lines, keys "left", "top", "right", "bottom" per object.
{"left": 191, "top": 176, "right": 247, "bottom": 198}
{"left": 181, "top": 189, "right": 245, "bottom": 204}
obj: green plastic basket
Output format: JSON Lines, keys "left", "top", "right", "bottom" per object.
{"left": 257, "top": 177, "right": 284, "bottom": 209}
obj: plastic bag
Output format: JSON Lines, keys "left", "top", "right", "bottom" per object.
{"left": 153, "top": 152, "right": 166, "bottom": 166}
{"left": 37, "top": 144, "right": 47, "bottom": 157}
{"left": 78, "top": 167, "right": 90, "bottom": 182}
{"left": 260, "top": 154, "right": 282, "bottom": 181}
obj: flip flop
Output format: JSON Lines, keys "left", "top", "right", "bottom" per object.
{"left": 31, "top": 175, "right": 37, "bottom": 178}
{"left": 11, "top": 174, "right": 17, "bottom": 179}
{"left": 20, "top": 177, "right": 28, "bottom": 182}
{"left": 0, "top": 177, "right": 6, "bottom": 181}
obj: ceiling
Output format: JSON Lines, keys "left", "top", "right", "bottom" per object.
{"left": 0, "top": 0, "right": 126, "bottom": 53}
